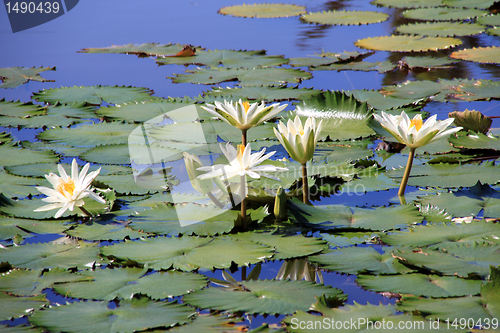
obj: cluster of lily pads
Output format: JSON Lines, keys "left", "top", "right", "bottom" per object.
{"left": 1, "top": 0, "right": 500, "bottom": 332}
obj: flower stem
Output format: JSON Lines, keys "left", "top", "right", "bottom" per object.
{"left": 241, "top": 266, "right": 247, "bottom": 281}
{"left": 79, "top": 206, "right": 92, "bottom": 217}
{"left": 398, "top": 147, "right": 416, "bottom": 197}
{"left": 240, "top": 175, "right": 247, "bottom": 231}
{"left": 301, "top": 163, "right": 310, "bottom": 204}
{"left": 241, "top": 129, "right": 247, "bottom": 146}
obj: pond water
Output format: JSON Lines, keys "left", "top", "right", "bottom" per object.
{"left": 1, "top": 0, "right": 500, "bottom": 332}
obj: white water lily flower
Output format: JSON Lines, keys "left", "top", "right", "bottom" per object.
{"left": 201, "top": 99, "right": 287, "bottom": 131}
{"left": 373, "top": 111, "right": 462, "bottom": 149}
{"left": 34, "top": 159, "right": 105, "bottom": 218}
{"left": 273, "top": 115, "right": 323, "bottom": 165}
{"left": 197, "top": 143, "right": 287, "bottom": 182}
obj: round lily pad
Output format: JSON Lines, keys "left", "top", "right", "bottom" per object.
{"left": 477, "top": 14, "right": 500, "bottom": 26}
{"left": 355, "top": 35, "right": 463, "bottom": 52}
{"left": 450, "top": 46, "right": 500, "bottom": 64}
{"left": 402, "top": 7, "right": 488, "bottom": 21}
{"left": 442, "top": 0, "right": 497, "bottom": 9}
{"left": 372, "top": 0, "right": 438, "bottom": 8}
{"left": 396, "top": 22, "right": 485, "bottom": 37}
{"left": 218, "top": 4, "right": 306, "bottom": 18}
{"left": 300, "top": 10, "right": 388, "bottom": 25}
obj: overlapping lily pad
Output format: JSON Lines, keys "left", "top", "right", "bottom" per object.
{"left": 372, "top": 0, "right": 437, "bottom": 8}
{"left": 0, "top": 66, "right": 55, "bottom": 89}
{"left": 398, "top": 56, "right": 457, "bottom": 70}
{"left": 449, "top": 132, "right": 500, "bottom": 150}
{"left": 66, "top": 222, "right": 146, "bottom": 241}
{"left": 0, "top": 293, "right": 48, "bottom": 321}
{"left": 442, "top": 0, "right": 497, "bottom": 9}
{"left": 355, "top": 35, "right": 463, "bottom": 52}
{"left": 218, "top": 4, "right": 306, "bottom": 18}
{"left": 477, "top": 14, "right": 500, "bottom": 26}
{"left": 204, "top": 85, "right": 320, "bottom": 101}
{"left": 346, "top": 89, "right": 425, "bottom": 110}
{"left": 310, "top": 60, "right": 396, "bottom": 73}
{"left": 0, "top": 215, "right": 68, "bottom": 240}
{"left": 0, "top": 145, "right": 59, "bottom": 167}
{"left": 396, "top": 22, "right": 485, "bottom": 37}
{"left": 183, "top": 279, "right": 345, "bottom": 315}
{"left": 79, "top": 43, "right": 191, "bottom": 57}
{"left": 300, "top": 10, "right": 388, "bottom": 25}
{"left": 402, "top": 7, "right": 488, "bottom": 21}
{"left": 0, "top": 99, "right": 46, "bottom": 118}
{"left": 450, "top": 46, "right": 500, "bottom": 64}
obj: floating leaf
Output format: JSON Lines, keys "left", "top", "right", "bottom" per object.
{"left": 0, "top": 168, "right": 43, "bottom": 198}
{"left": 417, "top": 182, "right": 500, "bottom": 218}
{"left": 442, "top": 0, "right": 497, "bottom": 9}
{"left": 170, "top": 67, "right": 311, "bottom": 86}
{"left": 0, "top": 243, "right": 102, "bottom": 270}
{"left": 310, "top": 60, "right": 396, "bottom": 73}
{"left": 20, "top": 140, "right": 88, "bottom": 157}
{"left": 0, "top": 145, "right": 58, "bottom": 167}
{"left": 449, "top": 132, "right": 500, "bottom": 150}
{"left": 449, "top": 109, "right": 492, "bottom": 134}
{"left": 355, "top": 35, "right": 463, "bottom": 52}
{"left": 0, "top": 66, "right": 55, "bottom": 89}
{"left": 381, "top": 220, "right": 500, "bottom": 248}
{"left": 402, "top": 7, "right": 488, "bottom": 21}
{"left": 166, "top": 314, "right": 245, "bottom": 333}
{"left": 33, "top": 85, "right": 154, "bottom": 106}
{"left": 486, "top": 27, "right": 500, "bottom": 36}
{"left": 101, "top": 236, "right": 273, "bottom": 271}
{"left": 300, "top": 10, "right": 388, "bottom": 25}
{"left": 65, "top": 222, "right": 146, "bottom": 241}
{"left": 477, "top": 14, "right": 500, "bottom": 26}
{"left": 80, "top": 144, "right": 182, "bottom": 165}
{"left": 158, "top": 49, "right": 287, "bottom": 68}
{"left": 308, "top": 246, "right": 413, "bottom": 275}
{"left": 372, "top": 0, "right": 437, "bottom": 8}
{"left": 0, "top": 268, "right": 88, "bottom": 296}
{"left": 357, "top": 274, "right": 482, "bottom": 297}
{"left": 288, "top": 57, "right": 341, "bottom": 68}
{"left": 386, "top": 162, "right": 500, "bottom": 188}
{"left": 204, "top": 85, "right": 320, "bottom": 101}
{"left": 29, "top": 298, "right": 194, "bottom": 333}
{"left": 396, "top": 22, "right": 485, "bottom": 37}
{"left": 0, "top": 215, "right": 68, "bottom": 240}
{"left": 294, "top": 90, "right": 375, "bottom": 141}
{"left": 346, "top": 90, "right": 424, "bottom": 110}
{"left": 53, "top": 268, "right": 207, "bottom": 300}
{"left": 450, "top": 46, "right": 500, "bottom": 64}
{"left": 218, "top": 4, "right": 306, "bottom": 18}
{"left": 129, "top": 203, "right": 238, "bottom": 236}
{"left": 398, "top": 56, "right": 457, "bottom": 70}
{"left": 320, "top": 231, "right": 378, "bottom": 247}
{"left": 0, "top": 114, "right": 83, "bottom": 129}
{"left": 79, "top": 43, "right": 190, "bottom": 57}
{"left": 314, "top": 141, "right": 373, "bottom": 163}
{"left": 184, "top": 279, "right": 345, "bottom": 315}
{"left": 0, "top": 99, "right": 44, "bottom": 117}
{"left": 0, "top": 293, "right": 47, "bottom": 321}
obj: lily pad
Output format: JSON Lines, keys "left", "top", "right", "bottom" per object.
{"left": 0, "top": 215, "right": 69, "bottom": 240}
{"left": 80, "top": 144, "right": 182, "bottom": 165}
{"left": 357, "top": 273, "right": 482, "bottom": 297}
{"left": 448, "top": 109, "right": 492, "bottom": 134}
{"left": 0, "top": 168, "right": 43, "bottom": 198}
{"left": 79, "top": 43, "right": 190, "bottom": 57}
{"left": 166, "top": 314, "right": 245, "bottom": 333}
{"left": 396, "top": 22, "right": 485, "bottom": 37}
{"left": 308, "top": 246, "right": 413, "bottom": 275}
{"left": 450, "top": 46, "right": 500, "bottom": 64}
{"left": 442, "top": 0, "right": 497, "bottom": 9}
{"left": 0, "top": 293, "right": 47, "bottom": 321}
{"left": 0, "top": 114, "right": 83, "bottom": 129}
{"left": 398, "top": 56, "right": 457, "bottom": 70}
{"left": 33, "top": 85, "right": 155, "bottom": 106}
{"left": 0, "top": 268, "right": 88, "bottom": 296}
{"left": 417, "top": 182, "right": 500, "bottom": 218}
{"left": 314, "top": 141, "right": 373, "bottom": 163}
{"left": 346, "top": 89, "right": 424, "bottom": 110}
{"left": 170, "top": 67, "right": 311, "bottom": 86}
{"left": 0, "top": 145, "right": 59, "bottom": 167}
{"left": 218, "top": 4, "right": 306, "bottom": 18}
{"left": 300, "top": 10, "right": 388, "bottom": 25}
{"left": 0, "top": 66, "right": 55, "bottom": 89}
{"left": 294, "top": 90, "right": 375, "bottom": 141}
{"left": 381, "top": 220, "right": 500, "bottom": 248}
{"left": 65, "top": 222, "right": 146, "bottom": 241}
{"left": 355, "top": 35, "right": 463, "bottom": 52}
{"left": 29, "top": 298, "right": 194, "bottom": 333}
{"left": 310, "top": 60, "right": 396, "bottom": 73}
{"left": 157, "top": 49, "right": 288, "bottom": 68}
{"left": 203, "top": 85, "right": 320, "bottom": 101}
{"left": 402, "top": 7, "right": 488, "bottom": 21}
{"left": 101, "top": 236, "right": 273, "bottom": 271}
{"left": 477, "top": 14, "right": 500, "bottom": 26}
{"left": 449, "top": 132, "right": 500, "bottom": 150}
{"left": 53, "top": 267, "right": 208, "bottom": 300}
{"left": 372, "top": 0, "right": 437, "bottom": 8}
{"left": 183, "top": 279, "right": 345, "bottom": 315}
{"left": 0, "top": 100, "right": 44, "bottom": 117}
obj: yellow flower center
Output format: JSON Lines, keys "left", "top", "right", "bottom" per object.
{"left": 236, "top": 144, "right": 245, "bottom": 162}
{"left": 242, "top": 101, "right": 250, "bottom": 113}
{"left": 57, "top": 178, "right": 75, "bottom": 198}
{"left": 409, "top": 117, "right": 422, "bottom": 132}
{"left": 299, "top": 129, "right": 304, "bottom": 136}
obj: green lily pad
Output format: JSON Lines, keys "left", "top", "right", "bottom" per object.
{"left": 393, "top": 243, "right": 500, "bottom": 278}
{"left": 448, "top": 109, "right": 492, "bottom": 134}
{"left": 300, "top": 10, "right": 388, "bottom": 25}
{"left": 129, "top": 203, "right": 239, "bottom": 236}
{"left": 29, "top": 298, "right": 194, "bottom": 333}
{"left": 66, "top": 222, "right": 146, "bottom": 241}
{"left": 450, "top": 46, "right": 500, "bottom": 64}
{"left": 308, "top": 246, "right": 413, "bottom": 275}
{"left": 310, "top": 60, "right": 396, "bottom": 73}
{"left": 33, "top": 85, "right": 154, "bottom": 106}
{"left": 0, "top": 293, "right": 47, "bottom": 321}
{"left": 396, "top": 22, "right": 485, "bottom": 37}
{"left": 398, "top": 56, "right": 457, "bottom": 70}
{"left": 170, "top": 67, "right": 311, "bottom": 86}
{"left": 0, "top": 114, "right": 83, "bottom": 129}
{"left": 357, "top": 273, "right": 482, "bottom": 297}
{"left": 0, "top": 268, "right": 88, "bottom": 296}
{"left": 442, "top": 0, "right": 497, "bottom": 9}
{"left": 0, "top": 100, "right": 44, "bottom": 117}
{"left": 37, "top": 122, "right": 136, "bottom": 146}
{"left": 0, "top": 145, "right": 59, "bottom": 167}
{"left": 166, "top": 314, "right": 245, "bottom": 333}
{"left": 417, "top": 182, "right": 500, "bottom": 218}
{"left": 355, "top": 35, "right": 463, "bottom": 52}
{"left": 381, "top": 220, "right": 500, "bottom": 248}
{"left": 372, "top": 0, "right": 437, "bottom": 8}
{"left": 486, "top": 27, "right": 500, "bottom": 36}
{"left": 288, "top": 57, "right": 342, "bottom": 68}
{"left": 44, "top": 102, "right": 98, "bottom": 118}
{"left": 346, "top": 89, "right": 424, "bottom": 110}
{"left": 0, "top": 168, "right": 43, "bottom": 198}
{"left": 184, "top": 279, "right": 345, "bottom": 315}
{"left": 203, "top": 85, "right": 320, "bottom": 101}
{"left": 79, "top": 43, "right": 190, "bottom": 57}
{"left": 320, "top": 231, "right": 378, "bottom": 247}
{"left": 0, "top": 66, "right": 55, "bottom": 89}
{"left": 343, "top": 166, "right": 399, "bottom": 192}
{"left": 20, "top": 140, "right": 89, "bottom": 157}
{"left": 0, "top": 243, "right": 102, "bottom": 270}
{"left": 477, "top": 14, "right": 500, "bottom": 26}
{"left": 386, "top": 162, "right": 500, "bottom": 188}
{"left": 157, "top": 49, "right": 288, "bottom": 68}
{"left": 80, "top": 144, "right": 182, "bottom": 165}
{"left": 314, "top": 141, "right": 373, "bottom": 163}
{"left": 449, "top": 132, "right": 500, "bottom": 150}
{"left": 218, "top": 4, "right": 306, "bottom": 18}
{"left": 0, "top": 215, "right": 69, "bottom": 240}
{"left": 53, "top": 267, "right": 208, "bottom": 300}
{"left": 101, "top": 236, "right": 273, "bottom": 271}
{"left": 294, "top": 90, "right": 375, "bottom": 141}
{"left": 402, "top": 7, "right": 488, "bottom": 21}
